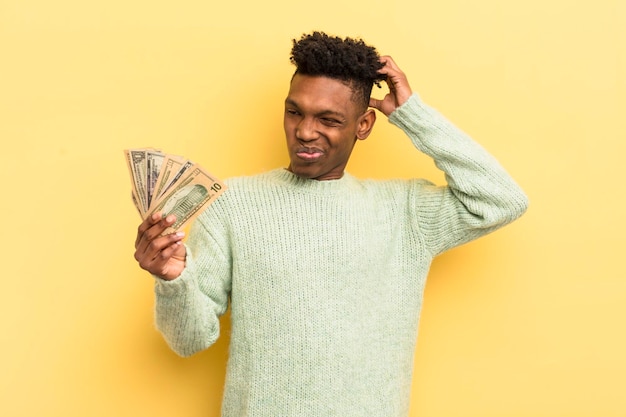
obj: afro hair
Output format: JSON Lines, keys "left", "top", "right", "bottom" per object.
{"left": 290, "top": 31, "right": 386, "bottom": 109}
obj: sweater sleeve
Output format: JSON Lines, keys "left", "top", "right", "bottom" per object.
{"left": 388, "top": 94, "right": 529, "bottom": 256}
{"left": 152, "top": 201, "right": 232, "bottom": 357}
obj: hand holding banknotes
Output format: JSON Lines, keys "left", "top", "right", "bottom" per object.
{"left": 134, "top": 212, "right": 187, "bottom": 280}
{"left": 124, "top": 148, "right": 226, "bottom": 280}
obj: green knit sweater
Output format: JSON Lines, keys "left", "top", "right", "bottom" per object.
{"left": 154, "top": 94, "right": 528, "bottom": 416}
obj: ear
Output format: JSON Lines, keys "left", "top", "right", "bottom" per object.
{"left": 356, "top": 109, "right": 376, "bottom": 140}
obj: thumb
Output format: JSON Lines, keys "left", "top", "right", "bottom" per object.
{"left": 369, "top": 96, "right": 382, "bottom": 111}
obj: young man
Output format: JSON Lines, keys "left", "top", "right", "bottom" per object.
{"left": 134, "top": 32, "right": 528, "bottom": 416}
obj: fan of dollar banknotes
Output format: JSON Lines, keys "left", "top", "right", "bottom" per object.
{"left": 124, "top": 148, "right": 227, "bottom": 232}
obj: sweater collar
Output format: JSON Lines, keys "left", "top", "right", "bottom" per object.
{"left": 270, "top": 168, "right": 359, "bottom": 195}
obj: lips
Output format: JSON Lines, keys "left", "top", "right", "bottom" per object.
{"left": 295, "top": 147, "right": 324, "bottom": 162}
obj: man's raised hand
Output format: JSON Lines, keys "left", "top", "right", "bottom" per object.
{"left": 369, "top": 56, "right": 413, "bottom": 117}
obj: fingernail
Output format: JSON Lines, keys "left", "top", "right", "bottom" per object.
{"left": 166, "top": 215, "right": 175, "bottom": 223}
{"left": 176, "top": 231, "right": 185, "bottom": 238}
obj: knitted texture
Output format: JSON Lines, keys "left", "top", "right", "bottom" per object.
{"left": 154, "top": 94, "right": 528, "bottom": 417}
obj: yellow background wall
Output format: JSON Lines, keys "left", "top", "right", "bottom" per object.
{"left": 1, "top": 0, "right": 624, "bottom": 416}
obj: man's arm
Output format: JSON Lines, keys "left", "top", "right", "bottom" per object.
{"left": 395, "top": 95, "right": 528, "bottom": 255}
{"left": 370, "top": 56, "right": 528, "bottom": 256}
{"left": 134, "top": 210, "right": 231, "bottom": 357}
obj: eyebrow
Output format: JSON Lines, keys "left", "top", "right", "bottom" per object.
{"left": 284, "top": 98, "right": 347, "bottom": 120}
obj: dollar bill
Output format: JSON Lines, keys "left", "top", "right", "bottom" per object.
{"left": 125, "top": 148, "right": 226, "bottom": 232}
{"left": 153, "top": 155, "right": 191, "bottom": 202}
{"left": 129, "top": 149, "right": 148, "bottom": 213}
{"left": 147, "top": 164, "right": 226, "bottom": 233}
{"left": 146, "top": 150, "right": 165, "bottom": 207}
{"left": 130, "top": 189, "right": 142, "bottom": 217}
{"left": 124, "top": 149, "right": 145, "bottom": 217}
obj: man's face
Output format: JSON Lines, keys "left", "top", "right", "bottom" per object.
{"left": 284, "top": 74, "right": 375, "bottom": 181}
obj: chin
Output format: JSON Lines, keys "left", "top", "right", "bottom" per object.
{"left": 288, "top": 167, "right": 317, "bottom": 179}
{"left": 288, "top": 161, "right": 324, "bottom": 178}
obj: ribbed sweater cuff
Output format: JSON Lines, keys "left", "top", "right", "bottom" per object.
{"left": 388, "top": 93, "right": 426, "bottom": 130}
{"left": 153, "top": 245, "right": 196, "bottom": 297}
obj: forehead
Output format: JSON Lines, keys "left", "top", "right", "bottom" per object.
{"left": 286, "top": 74, "right": 359, "bottom": 117}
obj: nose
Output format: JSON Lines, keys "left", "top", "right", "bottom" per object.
{"left": 296, "top": 118, "right": 318, "bottom": 142}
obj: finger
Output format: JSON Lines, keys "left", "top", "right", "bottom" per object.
{"left": 380, "top": 59, "right": 412, "bottom": 105}
{"left": 137, "top": 226, "right": 182, "bottom": 264}
{"left": 380, "top": 55, "right": 400, "bottom": 71}
{"left": 378, "top": 56, "right": 402, "bottom": 76}
{"left": 378, "top": 56, "right": 407, "bottom": 88}
{"left": 135, "top": 211, "right": 163, "bottom": 248}
{"left": 135, "top": 212, "right": 177, "bottom": 250}
{"left": 135, "top": 215, "right": 178, "bottom": 261}
{"left": 141, "top": 241, "right": 179, "bottom": 273}
{"left": 155, "top": 240, "right": 186, "bottom": 268}
{"left": 135, "top": 231, "right": 185, "bottom": 270}
{"left": 145, "top": 240, "right": 187, "bottom": 279}
{"left": 369, "top": 96, "right": 382, "bottom": 110}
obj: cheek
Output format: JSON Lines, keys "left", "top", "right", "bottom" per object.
{"left": 283, "top": 122, "right": 293, "bottom": 141}
{"left": 283, "top": 118, "right": 297, "bottom": 135}
{"left": 335, "top": 137, "right": 357, "bottom": 157}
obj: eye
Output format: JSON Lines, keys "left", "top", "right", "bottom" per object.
{"left": 285, "top": 108, "right": 300, "bottom": 116}
{"left": 320, "top": 118, "right": 341, "bottom": 127}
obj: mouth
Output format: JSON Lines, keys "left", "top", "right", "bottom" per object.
{"left": 295, "top": 147, "right": 324, "bottom": 162}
